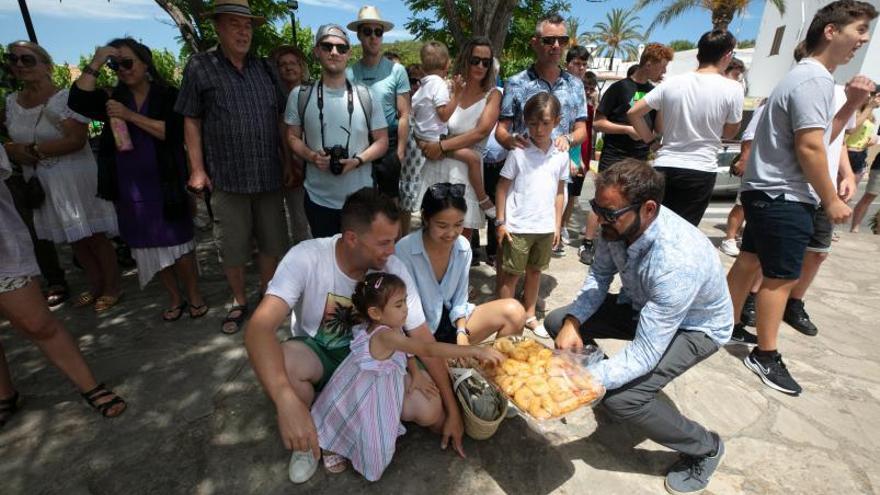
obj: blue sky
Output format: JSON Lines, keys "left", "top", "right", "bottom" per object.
{"left": 1, "top": 0, "right": 770, "bottom": 64}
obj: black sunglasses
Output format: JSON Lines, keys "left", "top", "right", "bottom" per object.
{"left": 319, "top": 42, "right": 350, "bottom": 54}
{"left": 429, "top": 182, "right": 465, "bottom": 200}
{"left": 4, "top": 53, "right": 38, "bottom": 68}
{"left": 540, "top": 36, "right": 570, "bottom": 47}
{"left": 469, "top": 56, "right": 492, "bottom": 68}
{"left": 107, "top": 57, "right": 134, "bottom": 71}
{"left": 589, "top": 199, "right": 642, "bottom": 223}
{"left": 359, "top": 26, "right": 384, "bottom": 38}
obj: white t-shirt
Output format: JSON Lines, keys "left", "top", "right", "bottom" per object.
{"left": 644, "top": 72, "right": 744, "bottom": 172}
{"left": 411, "top": 74, "right": 450, "bottom": 141}
{"left": 265, "top": 235, "right": 427, "bottom": 350}
{"left": 741, "top": 104, "right": 765, "bottom": 142}
{"left": 500, "top": 143, "right": 570, "bottom": 234}
{"left": 826, "top": 85, "right": 856, "bottom": 182}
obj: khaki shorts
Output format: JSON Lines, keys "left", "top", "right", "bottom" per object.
{"left": 866, "top": 169, "right": 880, "bottom": 196}
{"left": 212, "top": 189, "right": 290, "bottom": 267}
{"left": 501, "top": 232, "right": 554, "bottom": 275}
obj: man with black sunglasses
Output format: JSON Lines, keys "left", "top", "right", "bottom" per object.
{"left": 544, "top": 160, "right": 733, "bottom": 494}
{"left": 496, "top": 13, "right": 588, "bottom": 157}
{"left": 285, "top": 24, "right": 389, "bottom": 237}
{"left": 347, "top": 6, "right": 411, "bottom": 203}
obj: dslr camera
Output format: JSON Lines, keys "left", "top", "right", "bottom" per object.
{"left": 324, "top": 145, "right": 348, "bottom": 175}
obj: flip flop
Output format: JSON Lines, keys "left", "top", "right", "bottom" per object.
{"left": 189, "top": 303, "right": 209, "bottom": 319}
{"left": 95, "top": 293, "right": 123, "bottom": 313}
{"left": 162, "top": 301, "right": 188, "bottom": 322}
{"left": 73, "top": 292, "right": 96, "bottom": 308}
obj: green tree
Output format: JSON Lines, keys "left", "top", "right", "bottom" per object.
{"left": 668, "top": 39, "right": 695, "bottom": 51}
{"left": 404, "top": 0, "right": 570, "bottom": 75}
{"left": 154, "top": 0, "right": 295, "bottom": 55}
{"left": 581, "top": 8, "right": 645, "bottom": 70}
{"left": 636, "top": 0, "right": 785, "bottom": 32}
{"left": 737, "top": 38, "right": 756, "bottom": 48}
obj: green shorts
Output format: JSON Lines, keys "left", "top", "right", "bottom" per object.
{"left": 501, "top": 232, "right": 554, "bottom": 275}
{"left": 289, "top": 336, "right": 351, "bottom": 391}
{"left": 212, "top": 189, "right": 290, "bottom": 267}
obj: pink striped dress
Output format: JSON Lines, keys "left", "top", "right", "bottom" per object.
{"left": 311, "top": 323, "right": 408, "bottom": 481}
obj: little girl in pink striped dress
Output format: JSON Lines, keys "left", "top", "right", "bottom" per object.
{"left": 310, "top": 272, "right": 503, "bottom": 481}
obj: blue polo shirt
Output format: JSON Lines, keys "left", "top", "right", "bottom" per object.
{"left": 500, "top": 65, "right": 587, "bottom": 138}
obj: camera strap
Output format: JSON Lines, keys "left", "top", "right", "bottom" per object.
{"left": 316, "top": 78, "right": 354, "bottom": 153}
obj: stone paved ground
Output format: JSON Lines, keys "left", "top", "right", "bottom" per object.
{"left": 2, "top": 191, "right": 879, "bottom": 495}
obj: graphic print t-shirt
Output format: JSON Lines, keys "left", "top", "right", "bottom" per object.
{"left": 266, "top": 235, "right": 426, "bottom": 349}
{"left": 597, "top": 78, "right": 655, "bottom": 166}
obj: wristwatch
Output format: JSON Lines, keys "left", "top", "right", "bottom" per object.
{"left": 565, "top": 134, "right": 573, "bottom": 146}
{"left": 456, "top": 327, "right": 470, "bottom": 336}
{"left": 494, "top": 218, "right": 506, "bottom": 227}
{"left": 82, "top": 65, "right": 101, "bottom": 78}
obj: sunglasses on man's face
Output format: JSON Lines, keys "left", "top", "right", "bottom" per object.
{"left": 319, "top": 42, "right": 350, "bottom": 54}
{"left": 4, "top": 53, "right": 38, "bottom": 68}
{"left": 469, "top": 56, "right": 492, "bottom": 68}
{"left": 107, "top": 57, "right": 134, "bottom": 71}
{"left": 359, "top": 26, "right": 384, "bottom": 38}
{"left": 589, "top": 199, "right": 642, "bottom": 223}
{"left": 540, "top": 36, "right": 570, "bottom": 47}
{"left": 429, "top": 182, "right": 465, "bottom": 200}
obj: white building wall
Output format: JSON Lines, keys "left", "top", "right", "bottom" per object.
{"left": 748, "top": 0, "right": 880, "bottom": 98}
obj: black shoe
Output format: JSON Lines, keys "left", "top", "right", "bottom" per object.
{"left": 727, "top": 323, "right": 757, "bottom": 345}
{"left": 743, "top": 349, "right": 802, "bottom": 395}
{"left": 578, "top": 240, "right": 595, "bottom": 265}
{"left": 783, "top": 299, "right": 818, "bottom": 336}
{"left": 741, "top": 293, "right": 757, "bottom": 327}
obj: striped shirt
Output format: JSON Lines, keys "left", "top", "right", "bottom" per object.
{"left": 175, "top": 49, "right": 286, "bottom": 194}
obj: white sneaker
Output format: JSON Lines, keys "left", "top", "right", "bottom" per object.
{"left": 560, "top": 228, "right": 570, "bottom": 244}
{"left": 289, "top": 450, "right": 319, "bottom": 484}
{"left": 531, "top": 323, "right": 550, "bottom": 339}
{"left": 719, "top": 239, "right": 740, "bottom": 257}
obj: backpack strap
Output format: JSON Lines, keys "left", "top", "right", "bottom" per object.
{"left": 297, "top": 82, "right": 316, "bottom": 145}
{"left": 352, "top": 83, "right": 374, "bottom": 142}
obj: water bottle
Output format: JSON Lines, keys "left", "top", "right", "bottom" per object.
{"left": 110, "top": 117, "right": 133, "bottom": 151}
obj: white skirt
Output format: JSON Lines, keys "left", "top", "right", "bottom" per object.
{"left": 418, "top": 156, "right": 486, "bottom": 229}
{"left": 32, "top": 159, "right": 118, "bottom": 243}
{"left": 132, "top": 240, "right": 196, "bottom": 288}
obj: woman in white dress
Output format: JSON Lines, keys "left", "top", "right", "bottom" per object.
{"left": 418, "top": 37, "right": 502, "bottom": 239}
{"left": 2, "top": 41, "right": 121, "bottom": 312}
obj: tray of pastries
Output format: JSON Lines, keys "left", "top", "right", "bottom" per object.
{"left": 477, "top": 336, "right": 605, "bottom": 420}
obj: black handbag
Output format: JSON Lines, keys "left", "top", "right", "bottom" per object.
{"left": 23, "top": 175, "right": 45, "bottom": 208}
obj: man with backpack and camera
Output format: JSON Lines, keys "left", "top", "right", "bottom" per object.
{"left": 285, "top": 24, "right": 388, "bottom": 237}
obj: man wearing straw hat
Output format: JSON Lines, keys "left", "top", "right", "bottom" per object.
{"left": 175, "top": 0, "right": 291, "bottom": 335}
{"left": 346, "top": 6, "right": 411, "bottom": 202}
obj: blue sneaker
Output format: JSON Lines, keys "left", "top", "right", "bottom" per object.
{"left": 665, "top": 433, "right": 724, "bottom": 494}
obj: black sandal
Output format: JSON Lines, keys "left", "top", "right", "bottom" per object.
{"left": 162, "top": 301, "right": 188, "bottom": 322}
{"left": 46, "top": 284, "right": 70, "bottom": 307}
{"left": 221, "top": 304, "right": 248, "bottom": 334}
{"left": 189, "top": 303, "right": 209, "bottom": 319}
{"left": 81, "top": 383, "right": 127, "bottom": 418}
{"left": 0, "top": 390, "right": 23, "bottom": 428}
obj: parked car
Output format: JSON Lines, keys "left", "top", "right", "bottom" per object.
{"left": 714, "top": 141, "right": 742, "bottom": 197}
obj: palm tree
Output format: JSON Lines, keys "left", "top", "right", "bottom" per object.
{"left": 581, "top": 8, "right": 646, "bottom": 71}
{"left": 636, "top": 0, "right": 785, "bottom": 32}
{"left": 566, "top": 17, "right": 580, "bottom": 48}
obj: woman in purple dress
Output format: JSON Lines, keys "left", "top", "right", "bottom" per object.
{"left": 69, "top": 38, "right": 207, "bottom": 321}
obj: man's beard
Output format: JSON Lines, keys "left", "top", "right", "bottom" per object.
{"left": 600, "top": 212, "right": 642, "bottom": 243}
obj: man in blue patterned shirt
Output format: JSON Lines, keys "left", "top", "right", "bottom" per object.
{"left": 544, "top": 160, "right": 732, "bottom": 495}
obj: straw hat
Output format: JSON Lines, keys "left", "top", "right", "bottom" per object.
{"left": 347, "top": 6, "right": 394, "bottom": 32}
{"left": 204, "top": 0, "right": 266, "bottom": 26}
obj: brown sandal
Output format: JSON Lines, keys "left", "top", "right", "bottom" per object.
{"left": 95, "top": 293, "right": 123, "bottom": 313}
{"left": 73, "top": 292, "right": 96, "bottom": 308}
{"left": 81, "top": 383, "right": 127, "bottom": 418}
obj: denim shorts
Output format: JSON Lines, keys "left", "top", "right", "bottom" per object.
{"left": 806, "top": 207, "right": 832, "bottom": 254}
{"left": 740, "top": 191, "right": 816, "bottom": 280}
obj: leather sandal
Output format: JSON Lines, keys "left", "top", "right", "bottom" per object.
{"left": 81, "top": 383, "right": 127, "bottom": 418}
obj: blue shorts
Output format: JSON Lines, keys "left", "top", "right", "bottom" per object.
{"left": 740, "top": 191, "right": 816, "bottom": 280}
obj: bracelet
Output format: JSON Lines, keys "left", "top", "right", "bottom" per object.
{"left": 82, "top": 65, "right": 100, "bottom": 78}
{"left": 353, "top": 155, "right": 364, "bottom": 168}
{"left": 456, "top": 327, "right": 470, "bottom": 336}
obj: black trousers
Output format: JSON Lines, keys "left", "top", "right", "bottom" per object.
{"left": 303, "top": 192, "right": 342, "bottom": 238}
{"left": 483, "top": 160, "right": 505, "bottom": 257}
{"left": 544, "top": 295, "right": 720, "bottom": 457}
{"left": 655, "top": 167, "right": 716, "bottom": 226}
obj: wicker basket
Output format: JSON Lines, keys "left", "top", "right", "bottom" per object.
{"left": 450, "top": 367, "right": 507, "bottom": 440}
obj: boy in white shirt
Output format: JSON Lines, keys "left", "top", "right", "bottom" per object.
{"left": 495, "top": 93, "right": 569, "bottom": 337}
{"left": 411, "top": 41, "right": 496, "bottom": 217}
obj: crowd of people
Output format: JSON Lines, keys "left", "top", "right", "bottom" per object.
{"left": 1, "top": 0, "right": 879, "bottom": 493}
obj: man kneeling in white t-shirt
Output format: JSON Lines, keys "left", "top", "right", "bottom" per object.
{"left": 244, "top": 187, "right": 465, "bottom": 483}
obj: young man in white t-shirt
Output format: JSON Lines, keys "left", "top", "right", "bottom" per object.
{"left": 244, "top": 188, "right": 466, "bottom": 483}
{"left": 628, "top": 29, "right": 744, "bottom": 226}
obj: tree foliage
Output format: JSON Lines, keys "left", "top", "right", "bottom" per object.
{"left": 404, "top": 0, "right": 570, "bottom": 78}
{"left": 636, "top": 0, "right": 785, "bottom": 32}
{"left": 668, "top": 39, "right": 696, "bottom": 51}
{"left": 581, "top": 8, "right": 646, "bottom": 70}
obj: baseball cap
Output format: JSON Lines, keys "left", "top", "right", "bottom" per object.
{"left": 315, "top": 24, "right": 349, "bottom": 45}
